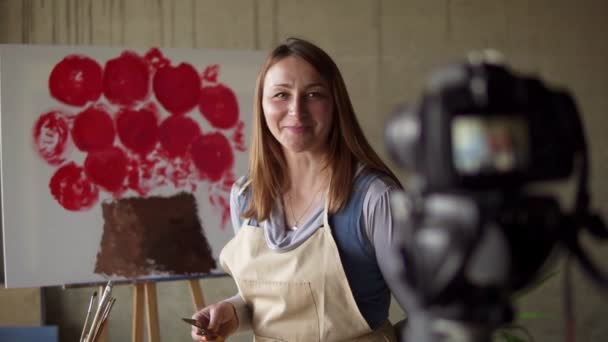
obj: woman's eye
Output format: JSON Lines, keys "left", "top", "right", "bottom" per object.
{"left": 307, "top": 92, "right": 323, "bottom": 98}
{"left": 274, "top": 92, "right": 287, "bottom": 99}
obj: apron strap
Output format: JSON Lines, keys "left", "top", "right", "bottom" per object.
{"left": 323, "top": 190, "right": 330, "bottom": 227}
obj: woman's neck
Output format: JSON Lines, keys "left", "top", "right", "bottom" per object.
{"left": 283, "top": 151, "right": 330, "bottom": 195}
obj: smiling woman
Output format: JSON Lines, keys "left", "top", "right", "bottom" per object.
{"left": 189, "top": 37, "right": 406, "bottom": 342}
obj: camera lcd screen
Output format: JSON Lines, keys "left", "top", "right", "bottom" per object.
{"left": 452, "top": 115, "right": 529, "bottom": 176}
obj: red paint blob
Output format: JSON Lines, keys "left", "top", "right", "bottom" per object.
{"left": 208, "top": 191, "right": 231, "bottom": 229}
{"left": 159, "top": 115, "right": 202, "bottom": 158}
{"left": 166, "top": 158, "right": 194, "bottom": 188}
{"left": 116, "top": 105, "right": 159, "bottom": 156}
{"left": 199, "top": 84, "right": 239, "bottom": 129}
{"left": 33, "top": 111, "right": 70, "bottom": 165}
{"left": 126, "top": 154, "right": 163, "bottom": 196}
{"left": 84, "top": 146, "right": 128, "bottom": 193}
{"left": 153, "top": 63, "right": 200, "bottom": 115}
{"left": 144, "top": 48, "right": 170, "bottom": 70}
{"left": 103, "top": 51, "right": 150, "bottom": 106}
{"left": 190, "top": 132, "right": 234, "bottom": 182}
{"left": 232, "top": 120, "right": 247, "bottom": 152}
{"left": 49, "top": 55, "right": 103, "bottom": 106}
{"left": 72, "top": 105, "right": 115, "bottom": 152}
{"left": 49, "top": 162, "right": 99, "bottom": 211}
{"left": 202, "top": 65, "right": 220, "bottom": 83}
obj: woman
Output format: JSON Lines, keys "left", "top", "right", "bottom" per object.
{"left": 191, "top": 37, "right": 405, "bottom": 341}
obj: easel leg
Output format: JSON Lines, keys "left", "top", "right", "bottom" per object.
{"left": 188, "top": 279, "right": 206, "bottom": 311}
{"left": 132, "top": 284, "right": 145, "bottom": 342}
{"left": 144, "top": 283, "right": 161, "bottom": 342}
{"left": 130, "top": 280, "right": 204, "bottom": 342}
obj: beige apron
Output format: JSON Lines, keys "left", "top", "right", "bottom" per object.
{"left": 219, "top": 197, "right": 397, "bottom": 342}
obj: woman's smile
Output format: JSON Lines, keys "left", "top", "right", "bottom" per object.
{"left": 283, "top": 124, "right": 309, "bottom": 134}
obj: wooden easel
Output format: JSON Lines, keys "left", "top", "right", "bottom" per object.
{"left": 132, "top": 279, "right": 205, "bottom": 342}
{"left": 94, "top": 279, "right": 205, "bottom": 342}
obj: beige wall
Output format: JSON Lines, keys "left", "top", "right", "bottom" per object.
{"left": 1, "top": 0, "right": 607, "bottom": 341}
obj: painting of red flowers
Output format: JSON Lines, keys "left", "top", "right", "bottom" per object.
{"left": 0, "top": 45, "right": 264, "bottom": 287}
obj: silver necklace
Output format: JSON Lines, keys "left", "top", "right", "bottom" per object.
{"left": 286, "top": 189, "right": 321, "bottom": 230}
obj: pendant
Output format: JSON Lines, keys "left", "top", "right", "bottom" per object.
{"left": 291, "top": 225, "right": 298, "bottom": 231}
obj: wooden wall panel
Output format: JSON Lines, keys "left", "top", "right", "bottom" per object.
{"left": 21, "top": 0, "right": 55, "bottom": 44}
{"left": 191, "top": 0, "right": 256, "bottom": 49}
{"left": 88, "top": 0, "right": 126, "bottom": 46}
{"left": 122, "top": 0, "right": 163, "bottom": 46}
{"left": 0, "top": 0, "right": 24, "bottom": 43}
{"left": 161, "top": 0, "right": 197, "bottom": 48}
{"left": 255, "top": 0, "right": 277, "bottom": 50}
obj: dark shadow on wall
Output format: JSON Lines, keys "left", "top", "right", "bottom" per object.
{"left": 44, "top": 287, "right": 80, "bottom": 342}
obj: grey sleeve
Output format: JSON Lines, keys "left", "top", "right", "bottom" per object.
{"left": 226, "top": 177, "right": 253, "bottom": 332}
{"left": 230, "top": 184, "right": 242, "bottom": 233}
{"left": 229, "top": 176, "right": 248, "bottom": 234}
{"left": 362, "top": 177, "right": 411, "bottom": 312}
{"left": 224, "top": 294, "right": 253, "bottom": 333}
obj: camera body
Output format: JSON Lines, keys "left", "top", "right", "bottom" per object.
{"left": 386, "top": 57, "right": 583, "bottom": 192}
{"left": 384, "top": 54, "right": 602, "bottom": 342}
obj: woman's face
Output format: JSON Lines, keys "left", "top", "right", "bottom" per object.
{"left": 262, "top": 56, "right": 334, "bottom": 155}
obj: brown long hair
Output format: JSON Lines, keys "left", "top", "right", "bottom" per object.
{"left": 244, "top": 37, "right": 401, "bottom": 221}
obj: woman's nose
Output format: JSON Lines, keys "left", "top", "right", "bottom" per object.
{"left": 288, "top": 96, "right": 305, "bottom": 116}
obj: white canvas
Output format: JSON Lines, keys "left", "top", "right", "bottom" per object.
{"left": 0, "top": 44, "right": 265, "bottom": 288}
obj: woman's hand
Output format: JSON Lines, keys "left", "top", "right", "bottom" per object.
{"left": 190, "top": 301, "right": 239, "bottom": 341}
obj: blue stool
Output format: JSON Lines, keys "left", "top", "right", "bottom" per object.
{"left": 0, "top": 326, "right": 58, "bottom": 342}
